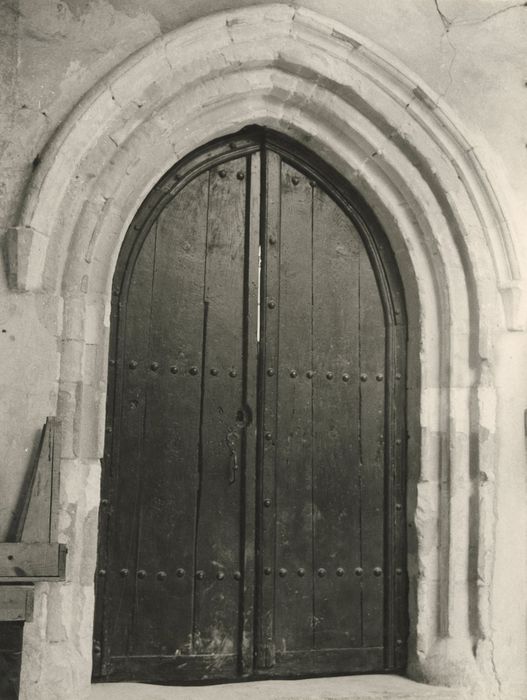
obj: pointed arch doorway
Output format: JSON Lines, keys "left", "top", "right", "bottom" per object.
{"left": 92, "top": 128, "right": 408, "bottom": 684}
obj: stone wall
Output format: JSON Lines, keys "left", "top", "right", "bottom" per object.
{"left": 0, "top": 2, "right": 526, "bottom": 699}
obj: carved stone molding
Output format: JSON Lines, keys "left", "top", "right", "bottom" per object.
{"left": 13, "top": 5, "right": 517, "bottom": 697}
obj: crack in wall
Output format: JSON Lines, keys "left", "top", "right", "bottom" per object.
{"left": 434, "top": 0, "right": 526, "bottom": 31}
{"left": 432, "top": 0, "right": 456, "bottom": 99}
{"left": 432, "top": 0, "right": 527, "bottom": 99}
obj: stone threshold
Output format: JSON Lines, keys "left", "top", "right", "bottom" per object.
{"left": 90, "top": 675, "right": 469, "bottom": 699}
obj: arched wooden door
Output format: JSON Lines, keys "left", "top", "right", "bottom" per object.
{"left": 93, "top": 129, "right": 407, "bottom": 683}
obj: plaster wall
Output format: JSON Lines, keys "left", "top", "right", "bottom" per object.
{"left": 0, "top": 2, "right": 526, "bottom": 699}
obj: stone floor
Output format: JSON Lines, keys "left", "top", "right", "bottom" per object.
{"left": 90, "top": 675, "right": 469, "bottom": 699}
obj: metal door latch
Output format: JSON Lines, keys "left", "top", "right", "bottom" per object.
{"left": 226, "top": 430, "right": 239, "bottom": 484}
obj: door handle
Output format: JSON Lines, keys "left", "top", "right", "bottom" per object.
{"left": 226, "top": 430, "right": 239, "bottom": 484}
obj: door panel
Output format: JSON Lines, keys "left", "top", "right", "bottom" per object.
{"left": 93, "top": 130, "right": 407, "bottom": 684}
{"left": 257, "top": 157, "right": 392, "bottom": 676}
{"left": 193, "top": 156, "right": 248, "bottom": 659}
{"left": 130, "top": 172, "right": 208, "bottom": 658}
{"left": 272, "top": 161, "right": 315, "bottom": 657}
{"left": 311, "top": 180, "right": 362, "bottom": 652}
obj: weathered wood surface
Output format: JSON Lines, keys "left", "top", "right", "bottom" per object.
{"left": 16, "top": 416, "right": 61, "bottom": 544}
{"left": 0, "top": 587, "right": 34, "bottom": 622}
{"left": 0, "top": 417, "right": 65, "bottom": 593}
{"left": 0, "top": 543, "right": 66, "bottom": 581}
{"left": 94, "top": 130, "right": 407, "bottom": 683}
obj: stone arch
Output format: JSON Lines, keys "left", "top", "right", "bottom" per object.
{"left": 11, "top": 4, "right": 522, "bottom": 697}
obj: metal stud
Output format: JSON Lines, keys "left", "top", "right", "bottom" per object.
{"left": 279, "top": 568, "right": 287, "bottom": 577}
{"left": 176, "top": 568, "right": 185, "bottom": 577}
{"left": 263, "top": 498, "right": 271, "bottom": 508}
{"left": 317, "top": 568, "right": 327, "bottom": 578}
{"left": 189, "top": 366, "right": 198, "bottom": 376}
{"left": 269, "top": 236, "right": 277, "bottom": 245}
{"left": 268, "top": 300, "right": 276, "bottom": 309}
{"left": 395, "top": 373, "right": 402, "bottom": 380}
{"left": 395, "top": 503, "right": 402, "bottom": 511}
{"left": 129, "top": 400, "right": 138, "bottom": 410}
{"left": 128, "top": 360, "right": 138, "bottom": 369}
{"left": 98, "top": 569, "right": 106, "bottom": 577}
{"left": 106, "top": 426, "right": 112, "bottom": 434}
{"left": 342, "top": 373, "right": 350, "bottom": 382}
{"left": 291, "top": 175, "right": 300, "bottom": 185}
{"left": 373, "top": 567, "right": 383, "bottom": 577}
{"left": 267, "top": 368, "right": 275, "bottom": 376}
{"left": 264, "top": 567, "right": 272, "bottom": 575}
{"left": 229, "top": 369, "right": 237, "bottom": 378}
{"left": 219, "top": 169, "right": 227, "bottom": 178}
{"left": 396, "top": 438, "right": 402, "bottom": 445}
{"left": 354, "top": 567, "right": 363, "bottom": 576}
{"left": 306, "top": 370, "right": 314, "bottom": 379}
{"left": 101, "top": 499, "right": 109, "bottom": 507}
{"left": 109, "top": 359, "right": 116, "bottom": 367}
{"left": 297, "top": 568, "right": 305, "bottom": 577}
{"left": 326, "top": 371, "right": 333, "bottom": 380}
{"left": 137, "top": 570, "right": 146, "bottom": 579}
{"left": 157, "top": 571, "right": 167, "bottom": 581}
{"left": 360, "top": 373, "right": 368, "bottom": 381}
{"left": 309, "top": 180, "right": 316, "bottom": 188}
{"left": 376, "top": 373, "right": 384, "bottom": 381}
{"left": 264, "top": 432, "right": 272, "bottom": 441}
{"left": 196, "top": 570, "right": 205, "bottom": 580}
{"left": 216, "top": 571, "right": 225, "bottom": 580}
{"left": 120, "top": 568, "right": 128, "bottom": 577}
{"left": 236, "top": 171, "right": 245, "bottom": 180}
{"left": 396, "top": 638, "right": 403, "bottom": 646}
{"left": 396, "top": 568, "right": 403, "bottom": 576}
{"left": 170, "top": 366, "right": 178, "bottom": 374}
{"left": 210, "top": 368, "right": 219, "bottom": 376}
{"left": 290, "top": 370, "right": 297, "bottom": 378}
{"left": 336, "top": 567, "right": 345, "bottom": 577}
{"left": 233, "top": 571, "right": 242, "bottom": 580}
{"left": 150, "top": 362, "right": 159, "bottom": 372}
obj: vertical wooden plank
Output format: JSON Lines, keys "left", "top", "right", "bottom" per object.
{"left": 130, "top": 173, "right": 209, "bottom": 656}
{"left": 192, "top": 156, "right": 247, "bottom": 660}
{"left": 104, "top": 229, "right": 156, "bottom": 661}
{"left": 17, "top": 417, "right": 61, "bottom": 544}
{"left": 241, "top": 151, "right": 261, "bottom": 675}
{"left": 312, "top": 186, "right": 362, "bottom": 650}
{"left": 256, "top": 149, "right": 281, "bottom": 669}
{"left": 272, "top": 161, "right": 314, "bottom": 654}
{"left": 359, "top": 249, "right": 386, "bottom": 648}
{"left": 393, "top": 321, "right": 408, "bottom": 668}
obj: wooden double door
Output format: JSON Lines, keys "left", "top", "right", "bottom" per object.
{"left": 93, "top": 129, "right": 407, "bottom": 683}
